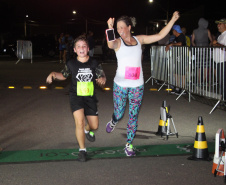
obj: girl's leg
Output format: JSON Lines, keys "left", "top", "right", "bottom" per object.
{"left": 73, "top": 109, "right": 86, "bottom": 149}
{"left": 126, "top": 85, "right": 144, "bottom": 144}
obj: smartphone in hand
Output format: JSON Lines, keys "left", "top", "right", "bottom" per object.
{"left": 105, "top": 29, "right": 116, "bottom": 42}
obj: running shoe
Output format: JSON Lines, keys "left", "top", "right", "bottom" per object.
{"left": 125, "top": 144, "right": 136, "bottom": 157}
{"left": 77, "top": 151, "right": 87, "bottom": 162}
{"left": 106, "top": 119, "right": 117, "bottom": 133}
{"left": 86, "top": 131, "right": 95, "bottom": 142}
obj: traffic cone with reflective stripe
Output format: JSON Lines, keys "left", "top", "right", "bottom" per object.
{"left": 156, "top": 100, "right": 167, "bottom": 136}
{"left": 187, "top": 116, "right": 212, "bottom": 161}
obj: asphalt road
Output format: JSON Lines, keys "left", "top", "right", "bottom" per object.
{"left": 0, "top": 56, "right": 225, "bottom": 185}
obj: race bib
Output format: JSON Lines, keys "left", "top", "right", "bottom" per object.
{"left": 125, "top": 67, "right": 140, "bottom": 80}
{"left": 77, "top": 82, "right": 94, "bottom": 96}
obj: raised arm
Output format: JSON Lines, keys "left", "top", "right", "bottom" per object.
{"left": 137, "top": 11, "right": 180, "bottom": 45}
{"left": 106, "top": 17, "right": 120, "bottom": 50}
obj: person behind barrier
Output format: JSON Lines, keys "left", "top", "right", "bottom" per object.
{"left": 87, "top": 31, "right": 95, "bottom": 57}
{"left": 192, "top": 18, "right": 213, "bottom": 85}
{"left": 165, "top": 25, "right": 186, "bottom": 51}
{"left": 58, "top": 33, "right": 64, "bottom": 63}
{"left": 213, "top": 18, "right": 226, "bottom": 101}
{"left": 61, "top": 34, "right": 67, "bottom": 63}
{"left": 192, "top": 18, "right": 213, "bottom": 47}
{"left": 158, "top": 33, "right": 170, "bottom": 45}
{"left": 46, "top": 35, "right": 106, "bottom": 162}
{"left": 181, "top": 27, "right": 191, "bottom": 47}
{"left": 65, "top": 33, "right": 74, "bottom": 62}
{"left": 105, "top": 11, "right": 180, "bottom": 157}
{"left": 165, "top": 25, "right": 186, "bottom": 95}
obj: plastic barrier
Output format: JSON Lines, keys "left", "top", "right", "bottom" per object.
{"left": 147, "top": 46, "right": 226, "bottom": 114}
{"left": 16, "top": 40, "right": 32, "bottom": 64}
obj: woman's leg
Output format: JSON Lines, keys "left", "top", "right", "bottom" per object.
{"left": 112, "top": 82, "right": 128, "bottom": 122}
{"left": 106, "top": 83, "right": 128, "bottom": 133}
{"left": 73, "top": 109, "right": 86, "bottom": 149}
{"left": 126, "top": 85, "right": 144, "bottom": 144}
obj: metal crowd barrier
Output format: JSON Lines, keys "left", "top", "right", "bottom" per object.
{"left": 147, "top": 45, "right": 226, "bottom": 114}
{"left": 16, "top": 40, "right": 33, "bottom": 64}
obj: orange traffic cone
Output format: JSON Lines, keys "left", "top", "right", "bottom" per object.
{"left": 212, "top": 129, "right": 225, "bottom": 176}
{"left": 156, "top": 100, "right": 168, "bottom": 136}
{"left": 187, "top": 116, "right": 212, "bottom": 161}
{"left": 212, "top": 151, "right": 225, "bottom": 176}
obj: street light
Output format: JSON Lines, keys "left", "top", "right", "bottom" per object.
{"left": 24, "top": 15, "right": 29, "bottom": 38}
{"left": 148, "top": 0, "right": 169, "bottom": 23}
{"left": 72, "top": 10, "right": 87, "bottom": 33}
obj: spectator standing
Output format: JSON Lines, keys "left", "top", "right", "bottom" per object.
{"left": 58, "top": 33, "right": 64, "bottom": 63}
{"left": 181, "top": 27, "right": 191, "bottom": 47}
{"left": 192, "top": 18, "right": 213, "bottom": 85}
{"left": 165, "top": 25, "right": 186, "bottom": 95}
{"left": 158, "top": 33, "right": 170, "bottom": 45}
{"left": 213, "top": 18, "right": 226, "bottom": 101}
{"left": 192, "top": 18, "right": 212, "bottom": 47}
{"left": 61, "top": 34, "right": 67, "bottom": 63}
{"left": 65, "top": 33, "right": 74, "bottom": 61}
{"left": 87, "top": 31, "right": 95, "bottom": 57}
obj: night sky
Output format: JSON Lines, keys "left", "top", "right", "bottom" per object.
{"left": 0, "top": 0, "right": 225, "bottom": 39}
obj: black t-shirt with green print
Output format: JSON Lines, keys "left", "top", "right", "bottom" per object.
{"left": 61, "top": 57, "right": 99, "bottom": 96}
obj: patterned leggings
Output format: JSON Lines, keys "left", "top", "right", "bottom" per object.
{"left": 113, "top": 82, "right": 144, "bottom": 144}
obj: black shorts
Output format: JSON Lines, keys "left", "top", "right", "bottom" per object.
{"left": 69, "top": 93, "right": 98, "bottom": 116}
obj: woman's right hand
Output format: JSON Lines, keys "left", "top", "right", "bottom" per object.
{"left": 107, "top": 17, "right": 115, "bottom": 29}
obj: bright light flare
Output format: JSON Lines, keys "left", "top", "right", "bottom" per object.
{"left": 103, "top": 87, "right": 111, "bottom": 91}
{"left": 165, "top": 89, "right": 173, "bottom": 91}
{"left": 8, "top": 86, "right": 15, "bottom": 89}
{"left": 39, "top": 86, "right": 47, "bottom": 89}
